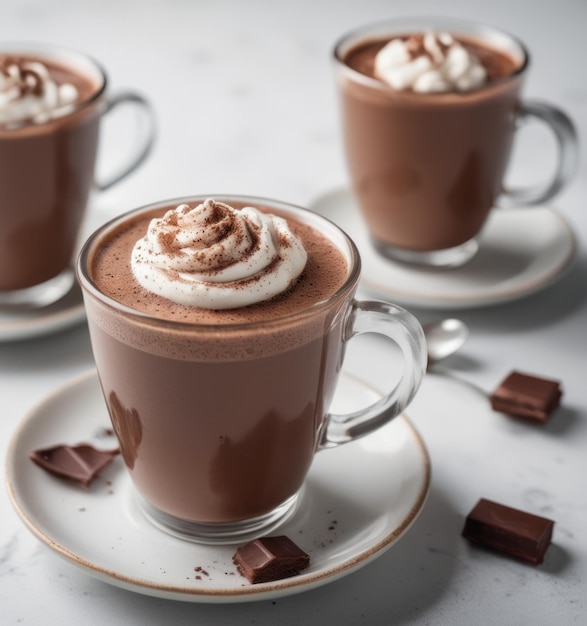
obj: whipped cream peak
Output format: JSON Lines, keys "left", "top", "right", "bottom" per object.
{"left": 374, "top": 32, "right": 488, "bottom": 93}
{"left": 131, "top": 198, "right": 308, "bottom": 310}
{"left": 0, "top": 56, "right": 79, "bottom": 125}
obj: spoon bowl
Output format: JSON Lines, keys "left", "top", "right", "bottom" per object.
{"left": 423, "top": 318, "right": 469, "bottom": 364}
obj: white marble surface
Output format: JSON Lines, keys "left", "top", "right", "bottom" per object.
{"left": 1, "top": 0, "right": 586, "bottom": 624}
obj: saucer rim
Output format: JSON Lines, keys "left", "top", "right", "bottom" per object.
{"left": 6, "top": 369, "right": 431, "bottom": 603}
{"left": 0, "top": 280, "right": 85, "bottom": 342}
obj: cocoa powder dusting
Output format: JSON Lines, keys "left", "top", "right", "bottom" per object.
{"left": 92, "top": 203, "right": 349, "bottom": 327}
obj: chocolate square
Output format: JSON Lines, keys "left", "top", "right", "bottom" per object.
{"left": 490, "top": 370, "right": 562, "bottom": 422}
{"left": 462, "top": 498, "right": 554, "bottom": 565}
{"left": 233, "top": 535, "right": 310, "bottom": 584}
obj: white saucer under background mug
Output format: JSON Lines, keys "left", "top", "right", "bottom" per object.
{"left": 0, "top": 280, "right": 85, "bottom": 342}
{"left": 333, "top": 17, "right": 579, "bottom": 267}
{"left": 309, "top": 189, "right": 577, "bottom": 310}
{"left": 0, "top": 43, "right": 156, "bottom": 309}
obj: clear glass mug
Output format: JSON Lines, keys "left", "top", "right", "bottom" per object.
{"left": 77, "top": 194, "right": 427, "bottom": 544}
{"left": 333, "top": 17, "right": 578, "bottom": 267}
{"left": 0, "top": 43, "right": 156, "bottom": 307}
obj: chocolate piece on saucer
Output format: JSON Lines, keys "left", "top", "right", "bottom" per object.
{"left": 490, "top": 370, "right": 562, "bottom": 422}
{"left": 233, "top": 535, "right": 310, "bottom": 584}
{"left": 462, "top": 498, "right": 554, "bottom": 565}
{"left": 30, "top": 443, "right": 119, "bottom": 486}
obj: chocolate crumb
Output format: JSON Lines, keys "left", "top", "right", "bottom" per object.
{"left": 194, "top": 566, "right": 209, "bottom": 577}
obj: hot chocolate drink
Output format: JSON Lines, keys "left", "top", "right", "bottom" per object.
{"left": 78, "top": 195, "right": 427, "bottom": 543}
{"left": 83, "top": 197, "right": 350, "bottom": 528}
{"left": 333, "top": 18, "right": 577, "bottom": 267}
{"left": 0, "top": 44, "right": 155, "bottom": 306}
{"left": 336, "top": 26, "right": 523, "bottom": 259}
{"left": 0, "top": 51, "right": 103, "bottom": 292}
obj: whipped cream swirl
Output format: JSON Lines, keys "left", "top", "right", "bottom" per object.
{"left": 0, "top": 57, "right": 79, "bottom": 124}
{"left": 131, "top": 199, "right": 308, "bottom": 310}
{"left": 374, "top": 32, "right": 487, "bottom": 93}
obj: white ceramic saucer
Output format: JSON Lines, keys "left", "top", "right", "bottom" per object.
{"left": 6, "top": 369, "right": 430, "bottom": 603}
{"left": 0, "top": 279, "right": 85, "bottom": 342}
{"left": 308, "top": 189, "right": 577, "bottom": 309}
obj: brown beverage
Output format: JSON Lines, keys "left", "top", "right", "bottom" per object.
{"left": 0, "top": 54, "right": 102, "bottom": 291}
{"left": 334, "top": 18, "right": 577, "bottom": 267}
{"left": 85, "top": 199, "right": 350, "bottom": 526}
{"left": 0, "top": 44, "right": 154, "bottom": 306}
{"left": 78, "top": 195, "right": 427, "bottom": 543}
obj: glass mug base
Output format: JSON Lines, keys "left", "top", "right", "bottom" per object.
{"left": 0, "top": 268, "right": 74, "bottom": 309}
{"left": 371, "top": 236, "right": 479, "bottom": 269}
{"left": 137, "top": 491, "right": 302, "bottom": 545}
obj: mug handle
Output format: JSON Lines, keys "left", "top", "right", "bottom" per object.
{"left": 501, "top": 100, "right": 579, "bottom": 206}
{"left": 319, "top": 300, "right": 427, "bottom": 449}
{"left": 95, "top": 91, "right": 156, "bottom": 191}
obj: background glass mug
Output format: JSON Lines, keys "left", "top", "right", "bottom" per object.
{"left": 333, "top": 17, "right": 578, "bottom": 268}
{"left": 0, "top": 43, "right": 155, "bottom": 307}
{"left": 77, "top": 194, "right": 427, "bottom": 544}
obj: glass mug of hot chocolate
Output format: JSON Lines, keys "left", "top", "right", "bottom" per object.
{"left": 0, "top": 43, "right": 155, "bottom": 307}
{"left": 333, "top": 17, "right": 578, "bottom": 267}
{"left": 77, "top": 195, "right": 427, "bottom": 544}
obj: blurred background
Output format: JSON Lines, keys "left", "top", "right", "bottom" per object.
{"left": 2, "top": 0, "right": 584, "bottom": 227}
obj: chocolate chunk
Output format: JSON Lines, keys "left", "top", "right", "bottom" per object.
{"left": 233, "top": 535, "right": 310, "bottom": 584}
{"left": 30, "top": 444, "right": 120, "bottom": 486}
{"left": 462, "top": 498, "right": 554, "bottom": 565}
{"left": 490, "top": 370, "right": 562, "bottom": 422}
